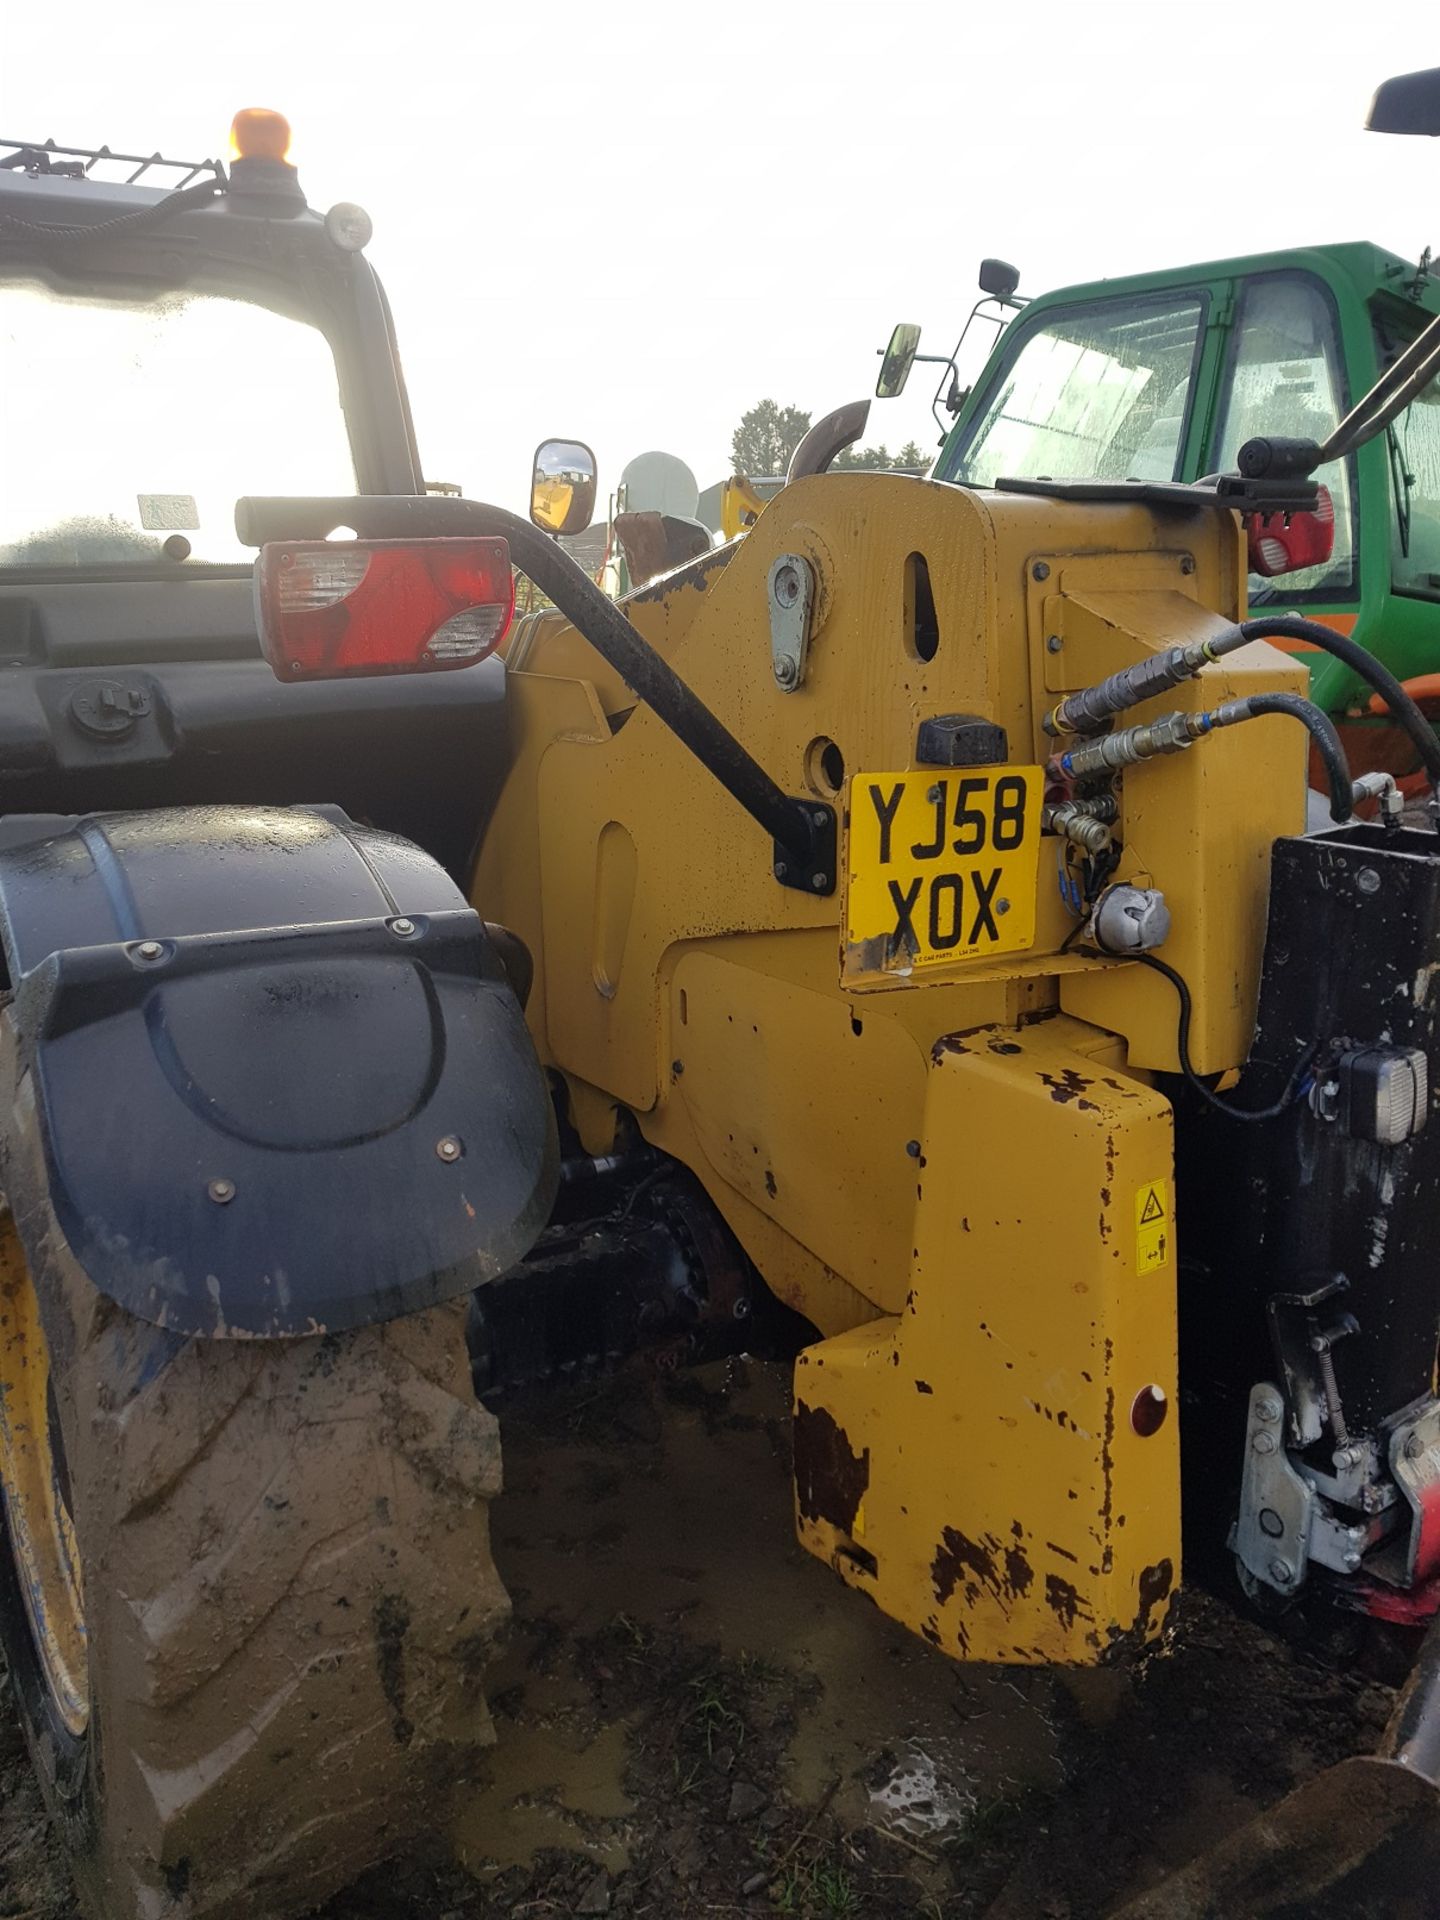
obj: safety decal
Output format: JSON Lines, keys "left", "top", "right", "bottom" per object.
{"left": 1135, "top": 1179, "right": 1170, "bottom": 1273}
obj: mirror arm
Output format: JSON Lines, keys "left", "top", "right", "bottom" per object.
{"left": 235, "top": 494, "right": 828, "bottom": 877}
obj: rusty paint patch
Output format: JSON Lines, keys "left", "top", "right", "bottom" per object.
{"left": 627, "top": 545, "right": 735, "bottom": 604}
{"left": 1044, "top": 1572, "right": 1089, "bottom": 1632}
{"left": 1137, "top": 1558, "right": 1175, "bottom": 1635}
{"left": 793, "top": 1401, "right": 869, "bottom": 1535}
{"left": 1004, "top": 1542, "right": 1034, "bottom": 1597}
{"left": 915, "top": 1380, "right": 934, "bottom": 1395}
{"left": 1039, "top": 1069, "right": 1100, "bottom": 1112}
{"left": 931, "top": 1526, "right": 998, "bottom": 1607}
{"left": 987, "top": 1037, "right": 1023, "bottom": 1055}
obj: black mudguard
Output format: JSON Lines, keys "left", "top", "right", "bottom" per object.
{"left": 0, "top": 805, "right": 557, "bottom": 1338}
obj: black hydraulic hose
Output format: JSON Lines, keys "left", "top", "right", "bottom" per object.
{"left": 234, "top": 493, "right": 823, "bottom": 868}
{"left": 1240, "top": 615, "right": 1440, "bottom": 791}
{"left": 1240, "top": 692, "right": 1353, "bottom": 823}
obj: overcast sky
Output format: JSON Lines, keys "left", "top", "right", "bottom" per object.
{"left": 4, "top": 3, "right": 1437, "bottom": 514}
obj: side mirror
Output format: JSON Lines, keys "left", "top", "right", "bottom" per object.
{"left": 876, "top": 323, "right": 921, "bottom": 399}
{"left": 978, "top": 258, "right": 1021, "bottom": 302}
{"left": 1367, "top": 67, "right": 1440, "bottom": 135}
{"left": 530, "top": 438, "right": 597, "bottom": 537}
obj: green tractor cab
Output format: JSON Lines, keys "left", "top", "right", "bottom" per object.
{"left": 886, "top": 242, "right": 1440, "bottom": 764}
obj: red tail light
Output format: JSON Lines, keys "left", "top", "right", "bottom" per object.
{"left": 256, "top": 538, "right": 514, "bottom": 681}
{"left": 1244, "top": 484, "right": 1335, "bottom": 578}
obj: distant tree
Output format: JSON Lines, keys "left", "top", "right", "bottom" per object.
{"left": 831, "top": 440, "right": 930, "bottom": 473}
{"left": 731, "top": 400, "right": 812, "bottom": 477}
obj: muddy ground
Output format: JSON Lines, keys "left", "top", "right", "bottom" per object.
{"left": 3, "top": 1357, "right": 1438, "bottom": 1919}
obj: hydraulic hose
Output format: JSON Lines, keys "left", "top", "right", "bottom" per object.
{"left": 1054, "top": 690, "right": 1354, "bottom": 821}
{"left": 1239, "top": 615, "right": 1440, "bottom": 792}
{"left": 1240, "top": 692, "right": 1353, "bottom": 823}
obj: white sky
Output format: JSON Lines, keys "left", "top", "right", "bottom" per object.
{"left": 4, "top": 2, "right": 1438, "bottom": 514}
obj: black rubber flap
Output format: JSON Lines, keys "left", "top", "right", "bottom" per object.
{"left": 0, "top": 807, "right": 557, "bottom": 1337}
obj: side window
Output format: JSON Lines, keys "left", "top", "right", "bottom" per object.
{"left": 1211, "top": 277, "right": 1355, "bottom": 599}
{"left": 943, "top": 296, "right": 1205, "bottom": 489}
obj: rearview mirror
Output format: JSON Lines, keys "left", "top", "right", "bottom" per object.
{"left": 876, "top": 323, "right": 921, "bottom": 400}
{"left": 1367, "top": 67, "right": 1440, "bottom": 135}
{"left": 530, "top": 438, "right": 597, "bottom": 537}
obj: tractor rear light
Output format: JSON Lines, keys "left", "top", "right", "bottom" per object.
{"left": 256, "top": 539, "right": 513, "bottom": 682}
{"left": 1244, "top": 485, "right": 1335, "bottom": 577}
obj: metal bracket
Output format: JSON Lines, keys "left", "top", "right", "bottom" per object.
{"left": 773, "top": 801, "right": 837, "bottom": 896}
{"left": 1231, "top": 1381, "right": 1316, "bottom": 1596}
{"left": 769, "top": 553, "right": 816, "bottom": 692}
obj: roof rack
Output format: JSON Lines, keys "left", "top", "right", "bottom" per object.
{"left": 0, "top": 138, "right": 226, "bottom": 189}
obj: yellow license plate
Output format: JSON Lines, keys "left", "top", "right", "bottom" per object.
{"left": 844, "top": 765, "right": 1044, "bottom": 982}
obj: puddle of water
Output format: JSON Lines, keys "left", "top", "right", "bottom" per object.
{"left": 869, "top": 1738, "right": 976, "bottom": 1838}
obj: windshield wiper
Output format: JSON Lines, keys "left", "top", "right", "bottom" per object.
{"left": 1387, "top": 418, "right": 1415, "bottom": 557}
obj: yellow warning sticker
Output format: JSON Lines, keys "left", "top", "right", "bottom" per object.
{"left": 1135, "top": 1179, "right": 1171, "bottom": 1273}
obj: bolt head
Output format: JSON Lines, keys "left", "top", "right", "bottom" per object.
{"left": 1180, "top": 556, "right": 1196, "bottom": 575}
{"left": 1046, "top": 634, "right": 1063, "bottom": 654}
{"left": 1343, "top": 1549, "right": 1363, "bottom": 1572}
{"left": 1256, "top": 1395, "right": 1283, "bottom": 1424}
{"left": 1251, "top": 1430, "right": 1277, "bottom": 1455}
{"left": 1356, "top": 867, "right": 1381, "bottom": 896}
{"left": 811, "top": 872, "right": 828, "bottom": 891}
{"left": 435, "top": 1135, "right": 463, "bottom": 1162}
{"left": 137, "top": 940, "right": 164, "bottom": 962}
{"left": 774, "top": 655, "right": 799, "bottom": 687}
{"left": 1032, "top": 561, "right": 1050, "bottom": 582}
{"left": 773, "top": 861, "right": 788, "bottom": 880}
{"left": 995, "top": 897, "right": 1011, "bottom": 916}
{"left": 207, "top": 1177, "right": 236, "bottom": 1204}
{"left": 812, "top": 809, "right": 829, "bottom": 828}
{"left": 390, "top": 917, "right": 416, "bottom": 937}
{"left": 1268, "top": 1558, "right": 1293, "bottom": 1586}
{"left": 1405, "top": 1431, "right": 1425, "bottom": 1460}
{"left": 905, "top": 1139, "right": 922, "bottom": 1158}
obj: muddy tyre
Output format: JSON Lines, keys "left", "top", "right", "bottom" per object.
{"left": 0, "top": 1070, "right": 509, "bottom": 1919}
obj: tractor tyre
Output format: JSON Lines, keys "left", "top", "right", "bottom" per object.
{"left": 0, "top": 1057, "right": 509, "bottom": 1919}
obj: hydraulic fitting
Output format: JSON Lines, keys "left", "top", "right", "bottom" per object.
{"left": 1043, "top": 628, "right": 1246, "bottom": 738}
{"left": 1055, "top": 710, "right": 1201, "bottom": 778}
{"left": 1043, "top": 800, "right": 1115, "bottom": 854}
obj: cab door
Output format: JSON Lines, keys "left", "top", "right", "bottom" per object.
{"left": 1195, "top": 271, "right": 1360, "bottom": 619}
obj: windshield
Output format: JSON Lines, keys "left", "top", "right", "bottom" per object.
{"left": 941, "top": 294, "right": 1205, "bottom": 487}
{"left": 0, "top": 279, "right": 357, "bottom": 570}
{"left": 1376, "top": 312, "right": 1440, "bottom": 600}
